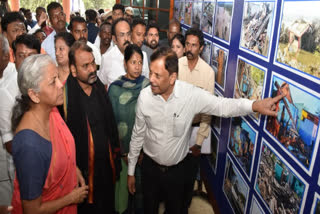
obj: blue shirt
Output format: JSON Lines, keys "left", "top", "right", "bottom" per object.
{"left": 12, "top": 129, "right": 52, "bottom": 200}
{"left": 87, "top": 23, "right": 99, "bottom": 44}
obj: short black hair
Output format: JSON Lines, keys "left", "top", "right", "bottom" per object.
{"left": 150, "top": 46, "right": 178, "bottom": 75}
{"left": 12, "top": 34, "right": 41, "bottom": 55}
{"left": 146, "top": 22, "right": 159, "bottom": 34}
{"left": 47, "top": 2, "right": 63, "bottom": 17}
{"left": 69, "top": 40, "right": 93, "bottom": 67}
{"left": 33, "top": 28, "right": 46, "bottom": 36}
{"left": 111, "top": 17, "right": 131, "bottom": 36}
{"left": 69, "top": 16, "right": 86, "bottom": 31}
{"left": 24, "top": 9, "right": 31, "bottom": 15}
{"left": 100, "top": 21, "right": 112, "bottom": 31}
{"left": 112, "top": 4, "right": 125, "bottom": 13}
{"left": 170, "top": 33, "right": 185, "bottom": 47}
{"left": 124, "top": 44, "right": 143, "bottom": 63}
{"left": 1, "top": 12, "right": 25, "bottom": 32}
{"left": 85, "top": 9, "right": 97, "bottom": 22}
{"left": 132, "top": 18, "right": 146, "bottom": 29}
{"left": 55, "top": 32, "right": 75, "bottom": 48}
{"left": 98, "top": 9, "right": 104, "bottom": 15}
{"left": 185, "top": 28, "right": 204, "bottom": 47}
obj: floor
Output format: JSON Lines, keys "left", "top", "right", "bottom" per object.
{"left": 158, "top": 183, "right": 215, "bottom": 214}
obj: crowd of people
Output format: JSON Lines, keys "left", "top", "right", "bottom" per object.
{"left": 0, "top": 2, "right": 284, "bottom": 214}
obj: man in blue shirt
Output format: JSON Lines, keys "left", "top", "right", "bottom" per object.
{"left": 85, "top": 9, "right": 99, "bottom": 44}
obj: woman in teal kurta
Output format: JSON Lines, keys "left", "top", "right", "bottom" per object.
{"left": 108, "top": 44, "right": 149, "bottom": 214}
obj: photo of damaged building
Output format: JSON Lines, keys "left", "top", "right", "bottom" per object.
{"left": 256, "top": 142, "right": 305, "bottom": 214}
{"left": 240, "top": 1, "right": 274, "bottom": 56}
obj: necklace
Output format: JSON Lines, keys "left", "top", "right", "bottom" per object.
{"left": 30, "top": 111, "right": 50, "bottom": 140}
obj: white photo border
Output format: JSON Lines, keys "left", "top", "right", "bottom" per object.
{"left": 263, "top": 72, "right": 320, "bottom": 176}
{"left": 254, "top": 138, "right": 309, "bottom": 214}
{"left": 239, "top": 0, "right": 277, "bottom": 62}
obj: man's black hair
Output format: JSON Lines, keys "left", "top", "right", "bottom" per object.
{"left": 111, "top": 17, "right": 131, "bottom": 36}
{"left": 185, "top": 28, "right": 204, "bottom": 47}
{"left": 85, "top": 9, "right": 97, "bottom": 22}
{"left": 12, "top": 34, "right": 41, "bottom": 55}
{"left": 100, "top": 21, "right": 112, "bottom": 30}
{"left": 98, "top": 9, "right": 104, "bottom": 15}
{"left": 150, "top": 46, "right": 178, "bottom": 75}
{"left": 146, "top": 22, "right": 159, "bottom": 34}
{"left": 132, "top": 18, "right": 146, "bottom": 29}
{"left": 112, "top": 4, "right": 125, "bottom": 13}
{"left": 33, "top": 28, "right": 46, "bottom": 36}
{"left": 69, "top": 16, "right": 86, "bottom": 31}
{"left": 47, "top": 2, "right": 63, "bottom": 17}
{"left": 69, "top": 40, "right": 93, "bottom": 67}
{"left": 1, "top": 12, "right": 25, "bottom": 32}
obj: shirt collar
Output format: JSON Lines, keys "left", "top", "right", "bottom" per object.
{"left": 181, "top": 56, "right": 201, "bottom": 71}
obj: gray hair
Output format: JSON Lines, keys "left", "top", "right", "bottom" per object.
{"left": 12, "top": 54, "right": 55, "bottom": 131}
{"left": 0, "top": 34, "right": 10, "bottom": 54}
{"left": 18, "top": 54, "right": 54, "bottom": 95}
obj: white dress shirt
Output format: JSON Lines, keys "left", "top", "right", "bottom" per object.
{"left": 41, "top": 30, "right": 56, "bottom": 61}
{"left": 0, "top": 62, "right": 19, "bottom": 182}
{"left": 98, "top": 45, "right": 149, "bottom": 86}
{"left": 94, "top": 36, "right": 115, "bottom": 52}
{"left": 128, "top": 80, "right": 254, "bottom": 175}
{"left": 87, "top": 41, "right": 101, "bottom": 66}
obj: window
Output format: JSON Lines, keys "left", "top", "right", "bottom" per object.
{"left": 118, "top": 0, "right": 173, "bottom": 40}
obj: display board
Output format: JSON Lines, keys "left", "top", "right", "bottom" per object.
{"left": 174, "top": 0, "right": 320, "bottom": 213}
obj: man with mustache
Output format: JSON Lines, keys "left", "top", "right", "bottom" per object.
{"left": 1, "top": 12, "right": 27, "bottom": 62}
{"left": 69, "top": 16, "right": 101, "bottom": 67}
{"left": 142, "top": 23, "right": 160, "bottom": 64}
{"left": 131, "top": 18, "right": 150, "bottom": 77}
{"left": 41, "top": 2, "right": 67, "bottom": 61}
{"left": 61, "top": 40, "right": 121, "bottom": 214}
{"left": 97, "top": 22, "right": 112, "bottom": 55}
{"left": 127, "top": 47, "right": 283, "bottom": 214}
{"left": 178, "top": 28, "right": 215, "bottom": 213}
{"left": 99, "top": 18, "right": 149, "bottom": 87}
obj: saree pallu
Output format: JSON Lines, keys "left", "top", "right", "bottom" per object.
{"left": 11, "top": 107, "right": 77, "bottom": 214}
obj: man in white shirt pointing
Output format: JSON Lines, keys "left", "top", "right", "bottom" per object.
{"left": 127, "top": 47, "right": 283, "bottom": 214}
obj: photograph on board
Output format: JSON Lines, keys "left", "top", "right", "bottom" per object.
{"left": 209, "top": 130, "right": 219, "bottom": 174}
{"left": 184, "top": 1, "right": 192, "bottom": 26}
{"left": 240, "top": 1, "right": 275, "bottom": 58}
{"left": 255, "top": 141, "right": 306, "bottom": 214}
{"left": 234, "top": 57, "right": 266, "bottom": 120}
{"left": 250, "top": 196, "right": 264, "bottom": 214}
{"left": 276, "top": 0, "right": 320, "bottom": 79}
{"left": 174, "top": 1, "right": 180, "bottom": 21}
{"left": 178, "top": 0, "right": 185, "bottom": 23}
{"left": 214, "top": 1, "right": 234, "bottom": 43}
{"left": 228, "top": 117, "right": 257, "bottom": 178}
{"left": 201, "top": 1, "right": 216, "bottom": 35}
{"left": 201, "top": 39, "right": 212, "bottom": 65}
{"left": 311, "top": 193, "right": 320, "bottom": 214}
{"left": 224, "top": 155, "right": 248, "bottom": 214}
{"left": 266, "top": 74, "right": 320, "bottom": 172}
{"left": 192, "top": 1, "right": 202, "bottom": 29}
{"left": 211, "top": 43, "right": 228, "bottom": 90}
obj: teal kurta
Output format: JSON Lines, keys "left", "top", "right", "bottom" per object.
{"left": 108, "top": 75, "right": 150, "bottom": 214}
